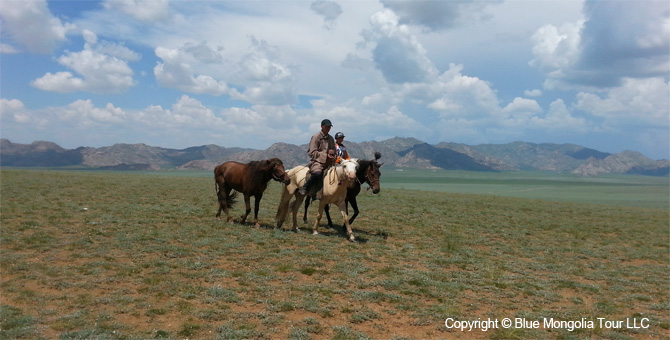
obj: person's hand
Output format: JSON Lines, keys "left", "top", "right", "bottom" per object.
{"left": 327, "top": 149, "right": 335, "bottom": 159}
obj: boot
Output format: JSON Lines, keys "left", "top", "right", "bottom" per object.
{"left": 299, "top": 178, "right": 310, "bottom": 195}
{"left": 303, "top": 172, "right": 322, "bottom": 198}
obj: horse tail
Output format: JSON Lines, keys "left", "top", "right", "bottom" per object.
{"left": 226, "top": 191, "right": 238, "bottom": 208}
{"left": 215, "top": 179, "right": 237, "bottom": 208}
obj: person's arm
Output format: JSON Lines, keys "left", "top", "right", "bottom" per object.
{"left": 308, "top": 134, "right": 329, "bottom": 164}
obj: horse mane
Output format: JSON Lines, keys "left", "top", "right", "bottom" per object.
{"left": 356, "top": 159, "right": 371, "bottom": 181}
{"left": 247, "top": 158, "right": 283, "bottom": 186}
{"left": 355, "top": 152, "right": 381, "bottom": 182}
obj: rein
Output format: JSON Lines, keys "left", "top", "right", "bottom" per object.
{"left": 364, "top": 172, "right": 379, "bottom": 191}
{"left": 327, "top": 161, "right": 355, "bottom": 186}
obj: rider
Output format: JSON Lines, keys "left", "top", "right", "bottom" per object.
{"left": 334, "top": 132, "right": 350, "bottom": 164}
{"left": 301, "top": 119, "right": 336, "bottom": 197}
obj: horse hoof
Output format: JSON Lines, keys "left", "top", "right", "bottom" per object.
{"left": 254, "top": 223, "right": 261, "bottom": 228}
{"left": 312, "top": 231, "right": 319, "bottom": 235}
{"left": 348, "top": 236, "right": 356, "bottom": 242}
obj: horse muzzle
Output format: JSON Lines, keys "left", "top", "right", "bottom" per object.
{"left": 281, "top": 174, "right": 291, "bottom": 185}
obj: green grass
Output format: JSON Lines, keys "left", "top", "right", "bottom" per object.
{"left": 0, "top": 169, "right": 668, "bottom": 339}
{"left": 382, "top": 168, "right": 669, "bottom": 209}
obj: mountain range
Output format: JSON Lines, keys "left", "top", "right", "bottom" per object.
{"left": 1, "top": 138, "right": 668, "bottom": 177}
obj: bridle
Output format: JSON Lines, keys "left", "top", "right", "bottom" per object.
{"left": 362, "top": 163, "right": 380, "bottom": 190}
{"left": 271, "top": 163, "right": 287, "bottom": 182}
{"left": 328, "top": 160, "right": 357, "bottom": 185}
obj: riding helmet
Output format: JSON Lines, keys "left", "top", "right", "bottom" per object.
{"left": 335, "top": 132, "right": 345, "bottom": 139}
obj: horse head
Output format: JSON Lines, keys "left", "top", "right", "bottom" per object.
{"left": 366, "top": 152, "right": 383, "bottom": 194}
{"left": 340, "top": 159, "right": 359, "bottom": 181}
{"left": 268, "top": 158, "right": 291, "bottom": 185}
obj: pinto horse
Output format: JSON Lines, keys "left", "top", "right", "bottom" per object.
{"left": 303, "top": 152, "right": 382, "bottom": 229}
{"left": 215, "top": 158, "right": 290, "bottom": 227}
{"left": 275, "top": 159, "right": 359, "bottom": 241}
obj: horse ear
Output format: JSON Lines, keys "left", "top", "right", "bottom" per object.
{"left": 378, "top": 162, "right": 384, "bottom": 167}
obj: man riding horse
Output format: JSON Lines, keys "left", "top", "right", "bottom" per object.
{"left": 300, "top": 119, "right": 336, "bottom": 199}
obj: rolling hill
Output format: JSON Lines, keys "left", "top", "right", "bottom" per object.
{"left": 1, "top": 138, "right": 667, "bottom": 176}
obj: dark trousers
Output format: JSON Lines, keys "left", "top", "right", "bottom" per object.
{"left": 304, "top": 171, "right": 323, "bottom": 196}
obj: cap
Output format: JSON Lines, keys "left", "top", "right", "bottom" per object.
{"left": 321, "top": 119, "right": 333, "bottom": 127}
{"left": 335, "top": 132, "right": 345, "bottom": 139}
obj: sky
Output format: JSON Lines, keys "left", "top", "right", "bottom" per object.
{"left": 1, "top": 0, "right": 668, "bottom": 160}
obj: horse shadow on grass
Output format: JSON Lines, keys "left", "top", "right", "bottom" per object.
{"left": 219, "top": 219, "right": 389, "bottom": 243}
{"left": 284, "top": 224, "right": 388, "bottom": 243}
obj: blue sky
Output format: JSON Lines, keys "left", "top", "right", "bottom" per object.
{"left": 1, "top": 0, "right": 668, "bottom": 159}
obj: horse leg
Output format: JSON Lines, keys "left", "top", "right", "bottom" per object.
{"left": 347, "top": 197, "right": 360, "bottom": 226}
{"left": 303, "top": 196, "right": 311, "bottom": 225}
{"left": 275, "top": 186, "right": 292, "bottom": 229}
{"left": 324, "top": 204, "right": 334, "bottom": 228}
{"left": 312, "top": 201, "right": 324, "bottom": 235}
{"left": 240, "top": 194, "right": 252, "bottom": 224}
{"left": 291, "top": 194, "right": 305, "bottom": 232}
{"left": 252, "top": 194, "right": 262, "bottom": 228}
{"left": 335, "top": 201, "right": 355, "bottom": 242}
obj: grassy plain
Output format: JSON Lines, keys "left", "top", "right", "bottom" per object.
{"left": 381, "top": 168, "right": 669, "bottom": 210}
{"left": 1, "top": 169, "right": 668, "bottom": 339}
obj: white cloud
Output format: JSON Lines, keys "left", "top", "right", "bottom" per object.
{"left": 531, "top": 99, "right": 587, "bottom": 131}
{"left": 502, "top": 97, "right": 542, "bottom": 117}
{"left": 0, "top": 43, "right": 19, "bottom": 54}
{"left": 430, "top": 64, "right": 499, "bottom": 118}
{"left": 153, "top": 45, "right": 228, "bottom": 96}
{"left": 529, "top": 21, "right": 583, "bottom": 72}
{"left": 381, "top": 0, "right": 501, "bottom": 31}
{"left": 310, "top": 101, "right": 431, "bottom": 142}
{"left": 531, "top": 0, "right": 670, "bottom": 89}
{"left": 137, "top": 95, "right": 224, "bottom": 129}
{"left": 0, "top": 0, "right": 74, "bottom": 53}
{"left": 357, "top": 9, "right": 438, "bottom": 84}
{"left": 576, "top": 77, "right": 670, "bottom": 127}
{"left": 524, "top": 89, "right": 542, "bottom": 97}
{"left": 59, "top": 100, "right": 127, "bottom": 125}
{"left": 310, "top": 0, "right": 343, "bottom": 29}
{"left": 228, "top": 38, "right": 298, "bottom": 105}
{"left": 0, "top": 98, "right": 30, "bottom": 123}
{"left": 31, "top": 31, "right": 138, "bottom": 93}
{"left": 2, "top": 0, "right": 668, "bottom": 159}
{"left": 103, "top": 0, "right": 170, "bottom": 22}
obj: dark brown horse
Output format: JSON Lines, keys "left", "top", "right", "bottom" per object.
{"left": 215, "top": 158, "right": 291, "bottom": 227}
{"left": 304, "top": 152, "right": 382, "bottom": 230}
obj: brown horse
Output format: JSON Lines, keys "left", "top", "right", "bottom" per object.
{"left": 304, "top": 152, "right": 382, "bottom": 229}
{"left": 215, "top": 158, "right": 290, "bottom": 227}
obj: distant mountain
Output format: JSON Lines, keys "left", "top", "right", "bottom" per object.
{"left": 572, "top": 151, "right": 670, "bottom": 176}
{"left": 397, "top": 143, "right": 495, "bottom": 171}
{"left": 442, "top": 141, "right": 607, "bottom": 172}
{"left": 0, "top": 139, "right": 83, "bottom": 167}
{"left": 1, "top": 138, "right": 667, "bottom": 176}
{"left": 179, "top": 142, "right": 307, "bottom": 170}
